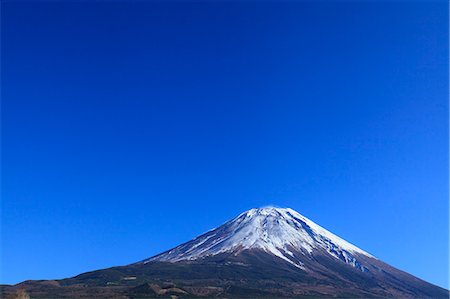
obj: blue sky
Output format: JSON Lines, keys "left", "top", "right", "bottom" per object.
{"left": 1, "top": 0, "right": 448, "bottom": 289}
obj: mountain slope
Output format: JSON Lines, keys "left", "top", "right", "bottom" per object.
{"left": 2, "top": 207, "right": 448, "bottom": 299}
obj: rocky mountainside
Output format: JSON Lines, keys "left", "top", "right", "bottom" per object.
{"left": 2, "top": 207, "right": 448, "bottom": 298}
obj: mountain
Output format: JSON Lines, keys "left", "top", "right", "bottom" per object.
{"left": 2, "top": 207, "right": 448, "bottom": 298}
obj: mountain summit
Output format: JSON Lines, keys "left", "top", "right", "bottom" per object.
{"left": 3, "top": 207, "right": 448, "bottom": 298}
{"left": 148, "top": 207, "right": 371, "bottom": 271}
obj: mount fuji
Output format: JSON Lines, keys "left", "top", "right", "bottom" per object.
{"left": 3, "top": 207, "right": 448, "bottom": 298}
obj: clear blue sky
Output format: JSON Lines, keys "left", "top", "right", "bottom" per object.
{"left": 2, "top": 0, "right": 448, "bottom": 289}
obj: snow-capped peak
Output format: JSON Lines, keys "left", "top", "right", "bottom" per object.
{"left": 147, "top": 207, "right": 373, "bottom": 270}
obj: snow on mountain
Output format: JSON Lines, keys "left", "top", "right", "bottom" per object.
{"left": 147, "top": 207, "right": 373, "bottom": 271}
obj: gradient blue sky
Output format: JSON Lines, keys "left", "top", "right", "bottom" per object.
{"left": 2, "top": 0, "right": 448, "bottom": 289}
